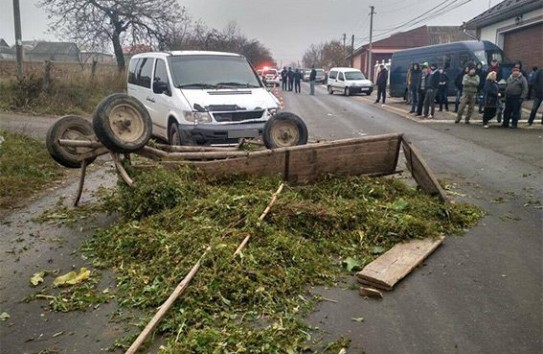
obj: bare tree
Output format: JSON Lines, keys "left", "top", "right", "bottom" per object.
{"left": 302, "top": 40, "right": 351, "bottom": 69}
{"left": 39, "top": 0, "right": 187, "bottom": 71}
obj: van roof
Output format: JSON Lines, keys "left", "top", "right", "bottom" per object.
{"left": 329, "top": 67, "right": 361, "bottom": 72}
{"left": 131, "top": 50, "right": 243, "bottom": 59}
{"left": 391, "top": 40, "right": 500, "bottom": 58}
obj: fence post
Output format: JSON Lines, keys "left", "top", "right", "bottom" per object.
{"left": 42, "top": 60, "right": 52, "bottom": 92}
{"left": 91, "top": 59, "right": 98, "bottom": 81}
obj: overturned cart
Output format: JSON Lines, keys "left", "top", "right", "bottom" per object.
{"left": 45, "top": 93, "right": 448, "bottom": 204}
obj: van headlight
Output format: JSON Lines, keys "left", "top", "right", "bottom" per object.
{"left": 183, "top": 111, "right": 212, "bottom": 123}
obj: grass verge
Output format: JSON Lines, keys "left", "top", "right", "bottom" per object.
{"left": 0, "top": 129, "right": 64, "bottom": 209}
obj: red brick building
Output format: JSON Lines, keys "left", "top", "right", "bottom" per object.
{"left": 349, "top": 26, "right": 473, "bottom": 79}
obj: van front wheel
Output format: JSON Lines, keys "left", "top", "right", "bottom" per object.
{"left": 327, "top": 86, "right": 333, "bottom": 95}
{"left": 345, "top": 87, "right": 351, "bottom": 96}
{"left": 168, "top": 122, "right": 181, "bottom": 145}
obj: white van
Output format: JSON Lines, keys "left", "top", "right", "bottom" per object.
{"left": 327, "top": 67, "right": 374, "bottom": 96}
{"left": 127, "top": 51, "right": 280, "bottom": 145}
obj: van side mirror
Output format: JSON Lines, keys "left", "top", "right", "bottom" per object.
{"left": 153, "top": 81, "right": 169, "bottom": 95}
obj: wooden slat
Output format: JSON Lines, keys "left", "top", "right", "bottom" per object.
{"left": 402, "top": 137, "right": 448, "bottom": 202}
{"left": 356, "top": 236, "right": 445, "bottom": 291}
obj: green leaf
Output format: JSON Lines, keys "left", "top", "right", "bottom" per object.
{"left": 351, "top": 317, "right": 364, "bottom": 322}
{"left": 0, "top": 312, "right": 9, "bottom": 321}
{"left": 30, "top": 271, "right": 45, "bottom": 286}
{"left": 371, "top": 246, "right": 385, "bottom": 255}
{"left": 342, "top": 257, "right": 362, "bottom": 272}
{"left": 53, "top": 267, "right": 90, "bottom": 287}
{"left": 392, "top": 198, "right": 408, "bottom": 211}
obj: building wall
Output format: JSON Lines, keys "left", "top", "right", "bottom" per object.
{"left": 478, "top": 8, "right": 543, "bottom": 69}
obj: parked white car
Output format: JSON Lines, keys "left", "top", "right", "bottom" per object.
{"left": 127, "top": 51, "right": 280, "bottom": 145}
{"left": 327, "top": 67, "right": 373, "bottom": 96}
{"left": 261, "top": 69, "right": 281, "bottom": 87}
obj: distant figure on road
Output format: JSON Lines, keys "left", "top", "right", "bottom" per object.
{"left": 287, "top": 67, "right": 294, "bottom": 91}
{"left": 502, "top": 67, "right": 528, "bottom": 128}
{"left": 482, "top": 71, "right": 500, "bottom": 128}
{"left": 281, "top": 67, "right": 288, "bottom": 91}
{"left": 455, "top": 65, "right": 480, "bottom": 124}
{"left": 294, "top": 68, "right": 302, "bottom": 93}
{"left": 527, "top": 68, "right": 543, "bottom": 126}
{"left": 309, "top": 66, "right": 317, "bottom": 95}
{"left": 437, "top": 67, "right": 449, "bottom": 112}
{"left": 408, "top": 63, "right": 421, "bottom": 114}
{"left": 375, "top": 64, "right": 388, "bottom": 104}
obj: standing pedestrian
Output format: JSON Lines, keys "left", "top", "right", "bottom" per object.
{"left": 454, "top": 67, "right": 468, "bottom": 113}
{"left": 406, "top": 63, "right": 413, "bottom": 104}
{"left": 375, "top": 64, "right": 388, "bottom": 104}
{"left": 294, "top": 68, "right": 302, "bottom": 93}
{"left": 482, "top": 71, "right": 500, "bottom": 128}
{"left": 408, "top": 63, "right": 421, "bottom": 114}
{"left": 527, "top": 66, "right": 538, "bottom": 100}
{"left": 527, "top": 68, "right": 543, "bottom": 126}
{"left": 287, "top": 67, "right": 294, "bottom": 91}
{"left": 422, "top": 63, "right": 439, "bottom": 118}
{"left": 309, "top": 66, "right": 317, "bottom": 95}
{"left": 476, "top": 63, "right": 486, "bottom": 113}
{"left": 416, "top": 63, "right": 429, "bottom": 116}
{"left": 437, "top": 67, "right": 449, "bottom": 112}
{"left": 280, "top": 67, "right": 288, "bottom": 91}
{"left": 455, "top": 65, "right": 480, "bottom": 124}
{"left": 487, "top": 59, "right": 503, "bottom": 122}
{"left": 502, "top": 67, "right": 528, "bottom": 128}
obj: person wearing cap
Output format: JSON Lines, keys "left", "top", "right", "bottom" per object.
{"left": 502, "top": 67, "right": 528, "bottom": 128}
{"left": 415, "top": 63, "right": 430, "bottom": 116}
{"left": 455, "top": 65, "right": 480, "bottom": 124}
{"left": 375, "top": 64, "right": 388, "bottom": 104}
{"left": 422, "top": 63, "right": 440, "bottom": 118}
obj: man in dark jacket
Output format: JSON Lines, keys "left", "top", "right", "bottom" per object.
{"left": 294, "top": 68, "right": 302, "bottom": 93}
{"left": 422, "top": 64, "right": 440, "bottom": 118}
{"left": 375, "top": 64, "right": 388, "bottom": 104}
{"left": 437, "top": 67, "right": 449, "bottom": 111}
{"left": 502, "top": 67, "right": 528, "bottom": 128}
{"left": 287, "top": 67, "right": 294, "bottom": 91}
{"left": 309, "top": 66, "right": 317, "bottom": 95}
{"left": 454, "top": 67, "right": 468, "bottom": 112}
{"left": 409, "top": 63, "right": 421, "bottom": 114}
{"left": 527, "top": 68, "right": 543, "bottom": 126}
{"left": 416, "top": 63, "right": 430, "bottom": 116}
{"left": 280, "top": 67, "right": 288, "bottom": 91}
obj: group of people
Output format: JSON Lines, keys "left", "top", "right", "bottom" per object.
{"left": 407, "top": 62, "right": 453, "bottom": 119}
{"left": 406, "top": 59, "right": 542, "bottom": 128}
{"left": 280, "top": 66, "right": 317, "bottom": 95}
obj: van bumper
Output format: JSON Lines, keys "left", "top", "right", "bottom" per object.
{"left": 180, "top": 122, "right": 266, "bottom": 145}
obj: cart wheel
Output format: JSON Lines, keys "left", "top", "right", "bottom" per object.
{"left": 93, "top": 94, "right": 152, "bottom": 153}
{"left": 46, "top": 115, "right": 97, "bottom": 168}
{"left": 263, "top": 112, "right": 308, "bottom": 149}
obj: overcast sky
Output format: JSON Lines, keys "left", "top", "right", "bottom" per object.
{"left": 0, "top": 0, "right": 497, "bottom": 65}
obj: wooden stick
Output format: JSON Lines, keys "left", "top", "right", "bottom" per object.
{"left": 58, "top": 139, "right": 103, "bottom": 148}
{"left": 124, "top": 183, "right": 285, "bottom": 353}
{"left": 111, "top": 153, "right": 134, "bottom": 187}
{"left": 124, "top": 249, "right": 209, "bottom": 354}
{"left": 234, "top": 183, "right": 284, "bottom": 256}
{"left": 154, "top": 143, "right": 240, "bottom": 152}
{"left": 73, "top": 159, "right": 87, "bottom": 207}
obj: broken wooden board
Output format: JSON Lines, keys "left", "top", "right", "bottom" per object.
{"left": 401, "top": 137, "right": 448, "bottom": 203}
{"left": 357, "top": 236, "right": 445, "bottom": 291}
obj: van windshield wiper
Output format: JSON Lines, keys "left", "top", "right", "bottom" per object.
{"left": 216, "top": 82, "right": 259, "bottom": 88}
{"left": 176, "top": 83, "right": 218, "bottom": 89}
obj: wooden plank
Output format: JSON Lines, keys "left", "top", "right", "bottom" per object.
{"left": 356, "top": 236, "right": 445, "bottom": 291}
{"left": 402, "top": 137, "right": 448, "bottom": 202}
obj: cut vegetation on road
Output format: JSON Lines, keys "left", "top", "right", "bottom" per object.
{"left": 24, "top": 166, "right": 483, "bottom": 353}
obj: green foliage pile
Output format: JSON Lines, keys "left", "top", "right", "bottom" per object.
{"left": 83, "top": 167, "right": 482, "bottom": 353}
{"left": 0, "top": 130, "right": 63, "bottom": 208}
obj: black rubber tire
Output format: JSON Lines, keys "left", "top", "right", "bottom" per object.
{"left": 366, "top": 91, "right": 372, "bottom": 96}
{"left": 92, "top": 93, "right": 152, "bottom": 153}
{"left": 46, "top": 115, "right": 97, "bottom": 168}
{"left": 168, "top": 122, "right": 181, "bottom": 145}
{"left": 263, "top": 112, "right": 308, "bottom": 149}
{"left": 327, "top": 86, "right": 333, "bottom": 95}
{"left": 345, "top": 87, "right": 351, "bottom": 96}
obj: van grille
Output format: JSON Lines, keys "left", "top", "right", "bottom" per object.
{"left": 213, "top": 110, "right": 264, "bottom": 122}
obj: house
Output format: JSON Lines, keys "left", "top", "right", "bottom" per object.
{"left": 0, "top": 39, "right": 9, "bottom": 48}
{"left": 349, "top": 25, "right": 474, "bottom": 78}
{"left": 26, "top": 41, "right": 80, "bottom": 62}
{"left": 80, "top": 51, "right": 115, "bottom": 64}
{"left": 463, "top": 0, "right": 543, "bottom": 71}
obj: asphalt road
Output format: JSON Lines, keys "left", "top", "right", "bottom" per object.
{"left": 281, "top": 83, "right": 542, "bottom": 354}
{"left": 1, "top": 86, "right": 542, "bottom": 353}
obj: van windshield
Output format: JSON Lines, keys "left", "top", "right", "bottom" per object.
{"left": 345, "top": 71, "right": 366, "bottom": 80}
{"left": 169, "top": 55, "right": 262, "bottom": 89}
{"left": 474, "top": 50, "right": 505, "bottom": 66}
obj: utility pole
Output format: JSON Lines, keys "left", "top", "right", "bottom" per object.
{"left": 13, "top": 0, "right": 24, "bottom": 80}
{"left": 343, "top": 33, "right": 347, "bottom": 65}
{"left": 368, "top": 5, "right": 375, "bottom": 80}
{"left": 350, "top": 34, "right": 355, "bottom": 68}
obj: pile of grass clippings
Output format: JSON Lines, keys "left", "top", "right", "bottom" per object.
{"left": 0, "top": 130, "right": 64, "bottom": 209}
{"left": 80, "top": 166, "right": 482, "bottom": 353}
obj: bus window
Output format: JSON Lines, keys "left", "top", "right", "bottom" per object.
{"left": 459, "top": 52, "right": 472, "bottom": 69}
{"left": 442, "top": 54, "right": 452, "bottom": 69}
{"left": 473, "top": 50, "right": 487, "bottom": 66}
{"left": 487, "top": 51, "right": 504, "bottom": 63}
